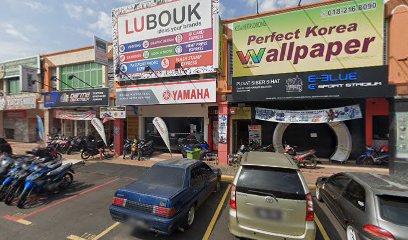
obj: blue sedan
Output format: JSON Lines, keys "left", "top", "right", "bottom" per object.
{"left": 109, "top": 158, "right": 221, "bottom": 235}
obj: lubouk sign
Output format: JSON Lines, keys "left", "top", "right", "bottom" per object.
{"left": 112, "top": 0, "right": 220, "bottom": 80}
{"left": 231, "top": 0, "right": 393, "bottom": 101}
{"left": 43, "top": 88, "right": 109, "bottom": 108}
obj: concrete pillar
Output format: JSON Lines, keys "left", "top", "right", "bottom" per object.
{"left": 217, "top": 102, "right": 229, "bottom": 165}
{"left": 390, "top": 97, "right": 408, "bottom": 178}
{"left": 114, "top": 118, "right": 124, "bottom": 156}
{"left": 0, "top": 112, "right": 3, "bottom": 137}
{"left": 44, "top": 109, "right": 51, "bottom": 143}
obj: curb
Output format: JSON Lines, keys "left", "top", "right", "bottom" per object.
{"left": 221, "top": 175, "right": 316, "bottom": 190}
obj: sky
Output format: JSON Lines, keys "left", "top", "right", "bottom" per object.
{"left": 0, "top": 0, "right": 319, "bottom": 62}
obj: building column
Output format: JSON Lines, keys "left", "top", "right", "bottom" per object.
{"left": 44, "top": 109, "right": 52, "bottom": 143}
{"left": 217, "top": 102, "right": 229, "bottom": 165}
{"left": 0, "top": 112, "right": 3, "bottom": 137}
{"left": 390, "top": 98, "right": 408, "bottom": 178}
{"left": 114, "top": 118, "right": 124, "bottom": 156}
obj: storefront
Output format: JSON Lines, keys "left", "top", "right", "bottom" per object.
{"left": 112, "top": 0, "right": 220, "bottom": 155}
{"left": 228, "top": 0, "right": 395, "bottom": 161}
{"left": 43, "top": 88, "right": 110, "bottom": 138}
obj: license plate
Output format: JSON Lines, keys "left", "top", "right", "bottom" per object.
{"left": 129, "top": 218, "right": 148, "bottom": 229}
{"left": 255, "top": 208, "right": 282, "bottom": 220}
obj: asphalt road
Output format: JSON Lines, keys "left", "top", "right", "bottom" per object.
{"left": 0, "top": 162, "right": 345, "bottom": 240}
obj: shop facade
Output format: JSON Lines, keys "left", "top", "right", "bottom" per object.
{"left": 111, "top": 0, "right": 221, "bottom": 155}
{"left": 0, "top": 56, "right": 43, "bottom": 142}
{"left": 41, "top": 46, "right": 113, "bottom": 140}
{"left": 225, "top": 0, "right": 395, "bottom": 162}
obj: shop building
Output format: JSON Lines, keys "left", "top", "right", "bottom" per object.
{"left": 41, "top": 46, "right": 113, "bottom": 141}
{"left": 222, "top": 0, "right": 396, "bottom": 163}
{"left": 111, "top": 0, "right": 222, "bottom": 156}
{"left": 0, "top": 56, "right": 43, "bottom": 142}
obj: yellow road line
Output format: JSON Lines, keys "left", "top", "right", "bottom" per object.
{"left": 92, "top": 222, "right": 121, "bottom": 240}
{"left": 66, "top": 235, "right": 88, "bottom": 240}
{"left": 221, "top": 175, "right": 234, "bottom": 182}
{"left": 315, "top": 214, "right": 330, "bottom": 240}
{"left": 308, "top": 184, "right": 316, "bottom": 190}
{"left": 202, "top": 184, "right": 231, "bottom": 240}
{"left": 16, "top": 219, "right": 32, "bottom": 225}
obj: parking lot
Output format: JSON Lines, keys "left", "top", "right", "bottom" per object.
{"left": 0, "top": 161, "right": 356, "bottom": 240}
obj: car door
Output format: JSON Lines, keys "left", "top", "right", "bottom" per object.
{"left": 190, "top": 165, "right": 206, "bottom": 207}
{"left": 322, "top": 174, "right": 351, "bottom": 220}
{"left": 200, "top": 163, "right": 217, "bottom": 196}
{"left": 341, "top": 180, "right": 367, "bottom": 228}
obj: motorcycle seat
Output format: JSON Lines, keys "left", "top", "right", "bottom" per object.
{"left": 46, "top": 163, "right": 72, "bottom": 176}
{"left": 46, "top": 161, "right": 62, "bottom": 170}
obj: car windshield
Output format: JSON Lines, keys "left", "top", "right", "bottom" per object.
{"left": 138, "top": 165, "right": 185, "bottom": 189}
{"left": 378, "top": 195, "right": 408, "bottom": 226}
{"left": 237, "top": 166, "right": 305, "bottom": 200}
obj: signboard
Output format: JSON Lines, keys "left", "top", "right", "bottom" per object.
{"left": 396, "top": 112, "right": 408, "bottom": 158}
{"left": 0, "top": 94, "right": 37, "bottom": 110}
{"left": 218, "top": 114, "right": 227, "bottom": 144}
{"left": 0, "top": 56, "right": 40, "bottom": 79}
{"left": 116, "top": 79, "right": 216, "bottom": 105}
{"left": 20, "top": 66, "right": 38, "bottom": 92}
{"left": 255, "top": 104, "right": 363, "bottom": 123}
{"left": 232, "top": 66, "right": 394, "bottom": 102}
{"left": 56, "top": 110, "right": 96, "bottom": 120}
{"left": 112, "top": 0, "right": 219, "bottom": 80}
{"left": 43, "top": 88, "right": 109, "bottom": 108}
{"left": 231, "top": 107, "right": 251, "bottom": 120}
{"left": 100, "top": 106, "right": 126, "bottom": 119}
{"left": 233, "top": 0, "right": 384, "bottom": 78}
{"left": 4, "top": 110, "right": 27, "bottom": 119}
{"left": 248, "top": 125, "right": 262, "bottom": 145}
{"left": 94, "top": 36, "right": 109, "bottom": 66}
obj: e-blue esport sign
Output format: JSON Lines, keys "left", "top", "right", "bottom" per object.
{"left": 232, "top": 66, "right": 395, "bottom": 102}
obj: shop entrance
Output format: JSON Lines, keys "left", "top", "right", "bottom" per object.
{"left": 282, "top": 123, "right": 337, "bottom": 158}
{"left": 233, "top": 120, "right": 251, "bottom": 152}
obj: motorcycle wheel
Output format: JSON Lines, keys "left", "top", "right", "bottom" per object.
{"left": 4, "top": 184, "right": 22, "bottom": 205}
{"left": 17, "top": 188, "right": 33, "bottom": 209}
{"left": 81, "top": 151, "right": 91, "bottom": 160}
{"left": 60, "top": 173, "right": 73, "bottom": 189}
{"left": 137, "top": 151, "right": 142, "bottom": 161}
{"left": 364, "top": 156, "right": 374, "bottom": 165}
{"left": 303, "top": 155, "right": 317, "bottom": 169}
{"left": 66, "top": 146, "right": 72, "bottom": 155}
{"left": 356, "top": 156, "right": 366, "bottom": 165}
{"left": 130, "top": 153, "right": 135, "bottom": 160}
{"left": 56, "top": 153, "right": 62, "bottom": 161}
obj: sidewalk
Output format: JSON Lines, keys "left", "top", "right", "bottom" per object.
{"left": 9, "top": 141, "right": 389, "bottom": 184}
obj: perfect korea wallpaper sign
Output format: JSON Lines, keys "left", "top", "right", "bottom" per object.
{"left": 116, "top": 79, "right": 216, "bottom": 105}
{"left": 112, "top": 0, "right": 220, "bottom": 80}
{"left": 43, "top": 88, "right": 109, "bottom": 108}
{"left": 233, "top": 0, "right": 384, "bottom": 78}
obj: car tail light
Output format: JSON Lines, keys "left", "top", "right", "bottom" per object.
{"left": 112, "top": 197, "right": 126, "bottom": 207}
{"left": 363, "top": 224, "right": 395, "bottom": 240}
{"left": 153, "top": 206, "right": 176, "bottom": 218}
{"left": 305, "top": 193, "right": 314, "bottom": 221}
{"left": 230, "top": 184, "right": 237, "bottom": 209}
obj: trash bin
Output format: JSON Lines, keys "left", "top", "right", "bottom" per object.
{"left": 186, "top": 148, "right": 201, "bottom": 160}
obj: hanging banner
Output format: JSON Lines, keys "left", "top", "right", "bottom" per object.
{"left": 153, "top": 117, "right": 171, "bottom": 155}
{"left": 0, "top": 94, "right": 37, "bottom": 110}
{"left": 36, "top": 115, "right": 44, "bottom": 141}
{"left": 56, "top": 110, "right": 96, "bottom": 120}
{"left": 112, "top": 0, "right": 219, "bottom": 81}
{"left": 255, "top": 105, "right": 362, "bottom": 123}
{"left": 218, "top": 114, "right": 228, "bottom": 144}
{"left": 20, "top": 66, "right": 38, "bottom": 93}
{"left": 248, "top": 125, "right": 262, "bottom": 145}
{"left": 100, "top": 107, "right": 126, "bottom": 119}
{"left": 91, "top": 118, "right": 107, "bottom": 146}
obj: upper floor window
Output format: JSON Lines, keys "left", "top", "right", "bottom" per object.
{"left": 7, "top": 78, "right": 20, "bottom": 95}
{"left": 60, "top": 62, "right": 103, "bottom": 90}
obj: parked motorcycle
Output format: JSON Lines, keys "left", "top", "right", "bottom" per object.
{"left": 122, "top": 139, "right": 133, "bottom": 159}
{"left": 81, "top": 139, "right": 106, "bottom": 160}
{"left": 28, "top": 147, "right": 62, "bottom": 161}
{"left": 357, "top": 145, "right": 389, "bottom": 165}
{"left": 130, "top": 139, "right": 154, "bottom": 160}
{"left": 66, "top": 137, "right": 86, "bottom": 155}
{"left": 16, "top": 161, "right": 74, "bottom": 208}
{"left": 0, "top": 155, "right": 14, "bottom": 182}
{"left": 228, "top": 144, "right": 249, "bottom": 166}
{"left": 280, "top": 144, "right": 318, "bottom": 169}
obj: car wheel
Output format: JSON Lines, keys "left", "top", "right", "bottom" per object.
{"left": 346, "top": 225, "right": 359, "bottom": 240}
{"left": 316, "top": 185, "right": 323, "bottom": 202}
{"left": 184, "top": 205, "right": 195, "bottom": 230}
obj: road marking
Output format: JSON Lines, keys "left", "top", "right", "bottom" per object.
{"left": 92, "top": 222, "right": 120, "bottom": 240}
{"left": 202, "top": 184, "right": 231, "bottom": 240}
{"left": 67, "top": 235, "right": 88, "bottom": 240}
{"left": 221, "top": 175, "right": 234, "bottom": 182}
{"left": 16, "top": 219, "right": 32, "bottom": 225}
{"left": 2, "top": 178, "right": 119, "bottom": 224}
{"left": 315, "top": 214, "right": 330, "bottom": 240}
